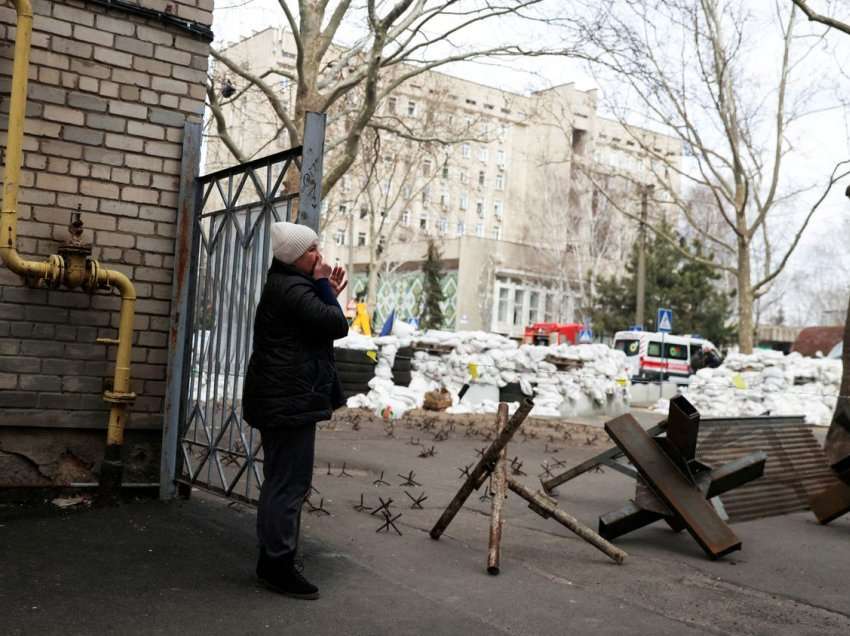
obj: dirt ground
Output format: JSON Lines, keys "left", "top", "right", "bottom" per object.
{"left": 324, "top": 406, "right": 612, "bottom": 449}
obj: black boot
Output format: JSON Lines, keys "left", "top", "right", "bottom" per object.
{"left": 256, "top": 549, "right": 320, "bottom": 600}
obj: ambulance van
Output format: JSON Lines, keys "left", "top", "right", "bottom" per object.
{"left": 612, "top": 330, "right": 719, "bottom": 382}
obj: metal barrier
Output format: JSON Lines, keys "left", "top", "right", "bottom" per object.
{"left": 160, "top": 113, "right": 326, "bottom": 501}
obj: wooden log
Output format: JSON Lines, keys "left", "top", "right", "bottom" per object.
{"left": 487, "top": 403, "right": 510, "bottom": 575}
{"left": 430, "top": 399, "right": 534, "bottom": 540}
{"left": 507, "top": 477, "right": 627, "bottom": 564}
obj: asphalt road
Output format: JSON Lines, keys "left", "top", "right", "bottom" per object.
{"left": 1, "top": 412, "right": 847, "bottom": 635}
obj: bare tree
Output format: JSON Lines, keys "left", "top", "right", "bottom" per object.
{"left": 785, "top": 0, "right": 850, "bottom": 464}
{"left": 345, "top": 127, "right": 446, "bottom": 310}
{"left": 565, "top": 0, "right": 850, "bottom": 352}
{"left": 205, "top": 1, "right": 575, "bottom": 201}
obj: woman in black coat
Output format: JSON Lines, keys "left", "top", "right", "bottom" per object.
{"left": 242, "top": 221, "right": 348, "bottom": 600}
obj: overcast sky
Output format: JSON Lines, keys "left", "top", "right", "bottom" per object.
{"left": 210, "top": 0, "right": 850, "bottom": 323}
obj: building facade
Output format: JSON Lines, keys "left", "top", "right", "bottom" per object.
{"left": 206, "top": 27, "right": 681, "bottom": 337}
{"left": 0, "top": 0, "right": 212, "bottom": 487}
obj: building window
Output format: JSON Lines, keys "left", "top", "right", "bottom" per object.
{"left": 493, "top": 200, "right": 503, "bottom": 218}
{"left": 495, "top": 173, "right": 505, "bottom": 190}
{"left": 493, "top": 279, "right": 566, "bottom": 332}
{"left": 421, "top": 185, "right": 431, "bottom": 206}
{"left": 461, "top": 143, "right": 471, "bottom": 158}
{"left": 476, "top": 200, "right": 484, "bottom": 217}
{"left": 475, "top": 223, "right": 484, "bottom": 237}
{"left": 497, "top": 287, "right": 509, "bottom": 323}
{"left": 440, "top": 191, "right": 450, "bottom": 208}
{"left": 359, "top": 205, "right": 368, "bottom": 219}
{"left": 491, "top": 225, "right": 502, "bottom": 240}
{"left": 459, "top": 192, "right": 469, "bottom": 210}
{"left": 342, "top": 176, "right": 351, "bottom": 192}
{"left": 496, "top": 149, "right": 505, "bottom": 165}
{"left": 544, "top": 293, "right": 555, "bottom": 323}
{"left": 442, "top": 163, "right": 450, "bottom": 179}
{"left": 419, "top": 215, "right": 428, "bottom": 230}
{"left": 402, "top": 210, "right": 411, "bottom": 226}
{"left": 334, "top": 229, "right": 345, "bottom": 246}
{"left": 402, "top": 184, "right": 412, "bottom": 199}
{"left": 512, "top": 289, "right": 525, "bottom": 325}
{"left": 357, "top": 232, "right": 367, "bottom": 247}
{"left": 387, "top": 96, "right": 397, "bottom": 114}
{"left": 338, "top": 203, "right": 347, "bottom": 215}
{"left": 438, "top": 217, "right": 448, "bottom": 234}
{"left": 528, "top": 290, "right": 540, "bottom": 324}
{"left": 478, "top": 170, "right": 485, "bottom": 187}
{"left": 456, "top": 221, "right": 465, "bottom": 236}
{"left": 407, "top": 100, "right": 417, "bottom": 117}
{"left": 478, "top": 146, "right": 488, "bottom": 162}
{"left": 423, "top": 159, "right": 432, "bottom": 177}
{"left": 459, "top": 170, "right": 469, "bottom": 185}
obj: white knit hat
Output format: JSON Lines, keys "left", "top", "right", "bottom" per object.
{"left": 270, "top": 221, "right": 318, "bottom": 264}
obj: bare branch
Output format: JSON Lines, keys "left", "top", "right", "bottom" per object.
{"left": 749, "top": 4, "right": 796, "bottom": 237}
{"left": 586, "top": 170, "right": 737, "bottom": 275}
{"left": 791, "top": 0, "right": 850, "bottom": 35}
{"left": 753, "top": 160, "right": 850, "bottom": 293}
{"left": 210, "top": 48, "right": 299, "bottom": 146}
{"left": 205, "top": 83, "right": 246, "bottom": 163}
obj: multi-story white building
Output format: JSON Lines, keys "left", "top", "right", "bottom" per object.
{"left": 205, "top": 28, "right": 681, "bottom": 337}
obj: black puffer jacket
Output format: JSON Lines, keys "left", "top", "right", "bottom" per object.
{"left": 242, "top": 259, "right": 349, "bottom": 429}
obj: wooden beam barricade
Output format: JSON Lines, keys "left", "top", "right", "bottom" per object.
{"left": 507, "top": 478, "right": 626, "bottom": 564}
{"left": 430, "top": 399, "right": 534, "bottom": 540}
{"left": 487, "top": 403, "right": 510, "bottom": 575}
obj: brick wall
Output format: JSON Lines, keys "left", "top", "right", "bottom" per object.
{"left": 0, "top": 0, "right": 212, "bottom": 486}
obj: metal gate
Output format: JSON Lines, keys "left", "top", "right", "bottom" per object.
{"left": 159, "top": 113, "right": 326, "bottom": 502}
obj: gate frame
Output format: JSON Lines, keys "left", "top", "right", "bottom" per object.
{"left": 159, "top": 112, "right": 326, "bottom": 500}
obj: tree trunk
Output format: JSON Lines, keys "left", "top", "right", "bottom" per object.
{"left": 737, "top": 234, "right": 754, "bottom": 354}
{"left": 367, "top": 257, "right": 379, "bottom": 319}
{"left": 824, "top": 292, "right": 850, "bottom": 466}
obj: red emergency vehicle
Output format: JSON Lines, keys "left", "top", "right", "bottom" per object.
{"left": 523, "top": 322, "right": 582, "bottom": 345}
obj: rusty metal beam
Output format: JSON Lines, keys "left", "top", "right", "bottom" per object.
{"left": 605, "top": 414, "right": 741, "bottom": 560}
{"left": 161, "top": 121, "right": 203, "bottom": 500}
{"left": 810, "top": 481, "right": 850, "bottom": 524}
{"left": 666, "top": 395, "right": 700, "bottom": 460}
{"left": 705, "top": 452, "right": 767, "bottom": 499}
{"left": 599, "top": 502, "right": 666, "bottom": 540}
{"left": 599, "top": 451, "right": 766, "bottom": 542}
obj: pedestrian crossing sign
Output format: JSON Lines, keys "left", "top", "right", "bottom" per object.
{"left": 578, "top": 325, "right": 593, "bottom": 343}
{"left": 657, "top": 308, "right": 673, "bottom": 333}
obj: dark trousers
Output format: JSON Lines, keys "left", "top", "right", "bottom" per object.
{"left": 256, "top": 423, "right": 316, "bottom": 560}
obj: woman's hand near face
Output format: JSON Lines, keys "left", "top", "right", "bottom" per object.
{"left": 329, "top": 265, "right": 348, "bottom": 297}
{"left": 312, "top": 254, "right": 333, "bottom": 279}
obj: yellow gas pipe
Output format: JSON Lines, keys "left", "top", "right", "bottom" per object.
{"left": 1, "top": 0, "right": 137, "bottom": 501}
